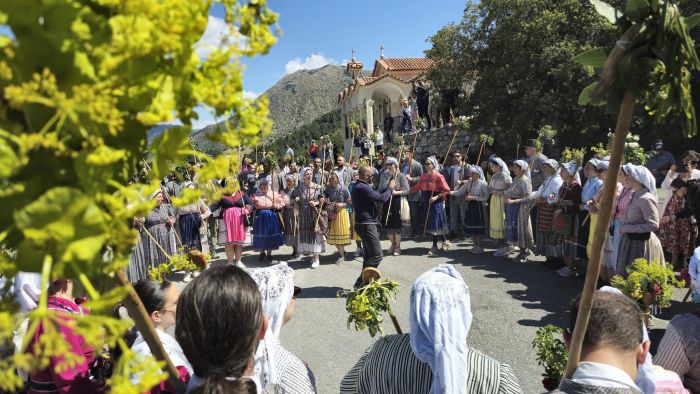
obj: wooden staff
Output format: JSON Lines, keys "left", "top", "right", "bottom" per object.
{"left": 475, "top": 141, "right": 486, "bottom": 167}
{"left": 384, "top": 144, "right": 406, "bottom": 226}
{"left": 442, "top": 126, "right": 460, "bottom": 167}
{"left": 564, "top": 91, "right": 635, "bottom": 378}
{"left": 139, "top": 223, "right": 173, "bottom": 262}
{"left": 422, "top": 174, "right": 436, "bottom": 236}
{"left": 348, "top": 127, "right": 357, "bottom": 166}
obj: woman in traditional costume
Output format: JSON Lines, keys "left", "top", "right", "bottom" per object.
{"left": 579, "top": 159, "right": 603, "bottom": 260}
{"left": 377, "top": 157, "right": 410, "bottom": 256}
{"left": 488, "top": 157, "right": 512, "bottom": 257}
{"left": 142, "top": 190, "right": 177, "bottom": 269}
{"left": 552, "top": 162, "right": 582, "bottom": 277}
{"left": 280, "top": 175, "right": 300, "bottom": 260}
{"left": 617, "top": 164, "right": 665, "bottom": 270}
{"left": 291, "top": 168, "right": 325, "bottom": 269}
{"left": 252, "top": 178, "right": 285, "bottom": 264}
{"left": 451, "top": 165, "right": 490, "bottom": 254}
{"left": 410, "top": 156, "right": 451, "bottom": 256}
{"left": 209, "top": 179, "right": 253, "bottom": 268}
{"left": 175, "top": 181, "right": 210, "bottom": 253}
{"left": 525, "top": 159, "right": 563, "bottom": 258}
{"left": 504, "top": 160, "right": 533, "bottom": 262}
{"left": 324, "top": 172, "right": 352, "bottom": 262}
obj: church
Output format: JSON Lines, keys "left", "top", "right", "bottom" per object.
{"left": 338, "top": 48, "right": 433, "bottom": 158}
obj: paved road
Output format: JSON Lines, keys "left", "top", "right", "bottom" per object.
{"left": 177, "top": 238, "right": 690, "bottom": 394}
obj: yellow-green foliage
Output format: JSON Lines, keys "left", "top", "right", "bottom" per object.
{"left": 341, "top": 279, "right": 400, "bottom": 338}
{"left": 0, "top": 0, "right": 277, "bottom": 390}
{"left": 610, "top": 258, "right": 685, "bottom": 308}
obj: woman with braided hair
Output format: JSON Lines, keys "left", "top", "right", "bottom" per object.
{"left": 410, "top": 156, "right": 451, "bottom": 256}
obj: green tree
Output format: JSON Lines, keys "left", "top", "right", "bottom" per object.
{"left": 0, "top": 0, "right": 277, "bottom": 392}
{"left": 426, "top": 0, "right": 700, "bottom": 157}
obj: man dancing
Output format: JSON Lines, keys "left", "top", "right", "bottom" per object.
{"left": 351, "top": 166, "right": 394, "bottom": 288}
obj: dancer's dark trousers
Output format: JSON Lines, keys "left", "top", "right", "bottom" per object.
{"left": 353, "top": 223, "right": 383, "bottom": 288}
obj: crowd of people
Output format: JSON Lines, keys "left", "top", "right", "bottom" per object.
{"left": 7, "top": 136, "right": 700, "bottom": 394}
{"left": 126, "top": 137, "right": 699, "bottom": 287}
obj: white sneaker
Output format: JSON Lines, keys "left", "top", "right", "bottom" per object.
{"left": 235, "top": 261, "right": 246, "bottom": 269}
{"left": 470, "top": 246, "right": 484, "bottom": 254}
{"left": 493, "top": 247, "right": 509, "bottom": 257}
{"left": 311, "top": 260, "right": 320, "bottom": 269}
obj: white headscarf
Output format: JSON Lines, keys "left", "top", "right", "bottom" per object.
{"left": 543, "top": 158, "right": 559, "bottom": 171}
{"left": 562, "top": 161, "right": 581, "bottom": 183}
{"left": 249, "top": 265, "right": 295, "bottom": 389}
{"left": 426, "top": 156, "right": 439, "bottom": 170}
{"left": 409, "top": 264, "right": 472, "bottom": 394}
{"left": 598, "top": 286, "right": 656, "bottom": 394}
{"left": 385, "top": 157, "right": 399, "bottom": 166}
{"left": 623, "top": 163, "right": 657, "bottom": 199}
{"left": 489, "top": 157, "right": 512, "bottom": 183}
{"left": 468, "top": 165, "right": 485, "bottom": 181}
{"left": 594, "top": 158, "right": 610, "bottom": 171}
{"left": 513, "top": 160, "right": 529, "bottom": 172}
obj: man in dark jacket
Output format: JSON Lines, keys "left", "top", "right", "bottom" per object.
{"left": 351, "top": 166, "right": 394, "bottom": 288}
{"left": 412, "top": 81, "right": 431, "bottom": 130}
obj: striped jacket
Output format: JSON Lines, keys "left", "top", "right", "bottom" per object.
{"left": 339, "top": 334, "right": 522, "bottom": 394}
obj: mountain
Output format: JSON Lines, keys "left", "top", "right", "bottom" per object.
{"left": 263, "top": 64, "right": 365, "bottom": 136}
{"left": 188, "top": 64, "right": 369, "bottom": 155}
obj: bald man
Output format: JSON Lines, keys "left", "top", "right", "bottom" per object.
{"left": 350, "top": 166, "right": 394, "bottom": 288}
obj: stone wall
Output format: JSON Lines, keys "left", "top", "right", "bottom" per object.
{"left": 399, "top": 126, "right": 471, "bottom": 162}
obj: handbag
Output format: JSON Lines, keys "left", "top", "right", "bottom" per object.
{"left": 551, "top": 213, "right": 574, "bottom": 236}
{"left": 400, "top": 197, "right": 410, "bottom": 222}
{"left": 314, "top": 209, "right": 329, "bottom": 235}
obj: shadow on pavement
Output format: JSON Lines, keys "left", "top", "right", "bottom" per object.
{"left": 439, "top": 247, "right": 581, "bottom": 329}
{"left": 295, "top": 285, "right": 346, "bottom": 299}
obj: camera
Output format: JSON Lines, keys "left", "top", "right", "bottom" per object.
{"left": 676, "top": 160, "right": 690, "bottom": 173}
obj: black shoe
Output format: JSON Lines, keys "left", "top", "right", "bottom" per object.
{"left": 266, "top": 254, "right": 273, "bottom": 262}
{"left": 258, "top": 252, "right": 265, "bottom": 261}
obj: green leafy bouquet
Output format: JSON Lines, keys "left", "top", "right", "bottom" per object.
{"left": 342, "top": 279, "right": 400, "bottom": 337}
{"left": 611, "top": 258, "right": 684, "bottom": 308}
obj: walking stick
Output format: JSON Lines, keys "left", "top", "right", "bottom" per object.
{"left": 442, "top": 126, "right": 459, "bottom": 167}
{"left": 475, "top": 141, "right": 486, "bottom": 167}
{"left": 564, "top": 91, "right": 635, "bottom": 378}
{"left": 422, "top": 174, "right": 436, "bottom": 236}
{"left": 138, "top": 223, "right": 173, "bottom": 262}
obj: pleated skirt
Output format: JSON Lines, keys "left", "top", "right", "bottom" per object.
{"left": 218, "top": 207, "right": 251, "bottom": 246}
{"left": 126, "top": 229, "right": 148, "bottom": 283}
{"left": 252, "top": 209, "right": 284, "bottom": 250}
{"left": 464, "top": 200, "right": 486, "bottom": 236}
{"left": 328, "top": 207, "right": 351, "bottom": 245}
{"left": 297, "top": 206, "right": 325, "bottom": 254}
{"left": 178, "top": 213, "right": 202, "bottom": 252}
{"left": 282, "top": 206, "right": 298, "bottom": 247}
{"left": 534, "top": 203, "right": 556, "bottom": 256}
{"left": 517, "top": 204, "right": 534, "bottom": 250}
{"left": 504, "top": 203, "right": 519, "bottom": 244}
{"left": 489, "top": 194, "right": 505, "bottom": 240}
{"left": 422, "top": 194, "right": 448, "bottom": 235}
{"left": 618, "top": 232, "right": 665, "bottom": 273}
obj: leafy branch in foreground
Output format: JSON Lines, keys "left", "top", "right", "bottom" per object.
{"left": 339, "top": 279, "right": 400, "bottom": 338}
{"left": 0, "top": 0, "right": 277, "bottom": 391}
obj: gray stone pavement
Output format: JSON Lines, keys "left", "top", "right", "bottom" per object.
{"left": 173, "top": 237, "right": 691, "bottom": 394}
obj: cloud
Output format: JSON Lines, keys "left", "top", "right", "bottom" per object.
{"left": 242, "top": 90, "right": 259, "bottom": 100}
{"left": 195, "top": 15, "right": 233, "bottom": 59}
{"left": 284, "top": 52, "right": 338, "bottom": 75}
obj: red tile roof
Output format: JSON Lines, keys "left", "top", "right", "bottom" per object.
{"left": 374, "top": 58, "right": 434, "bottom": 74}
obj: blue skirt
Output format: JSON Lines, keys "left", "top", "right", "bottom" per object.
{"left": 505, "top": 204, "right": 519, "bottom": 244}
{"left": 464, "top": 200, "right": 486, "bottom": 236}
{"left": 252, "top": 210, "right": 284, "bottom": 250}
{"left": 179, "top": 213, "right": 202, "bottom": 252}
{"left": 422, "top": 193, "right": 448, "bottom": 235}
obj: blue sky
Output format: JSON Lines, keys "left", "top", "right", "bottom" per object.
{"left": 0, "top": 1, "right": 465, "bottom": 129}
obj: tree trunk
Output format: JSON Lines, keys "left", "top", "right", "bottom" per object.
{"left": 116, "top": 271, "right": 186, "bottom": 393}
{"left": 564, "top": 91, "right": 635, "bottom": 378}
